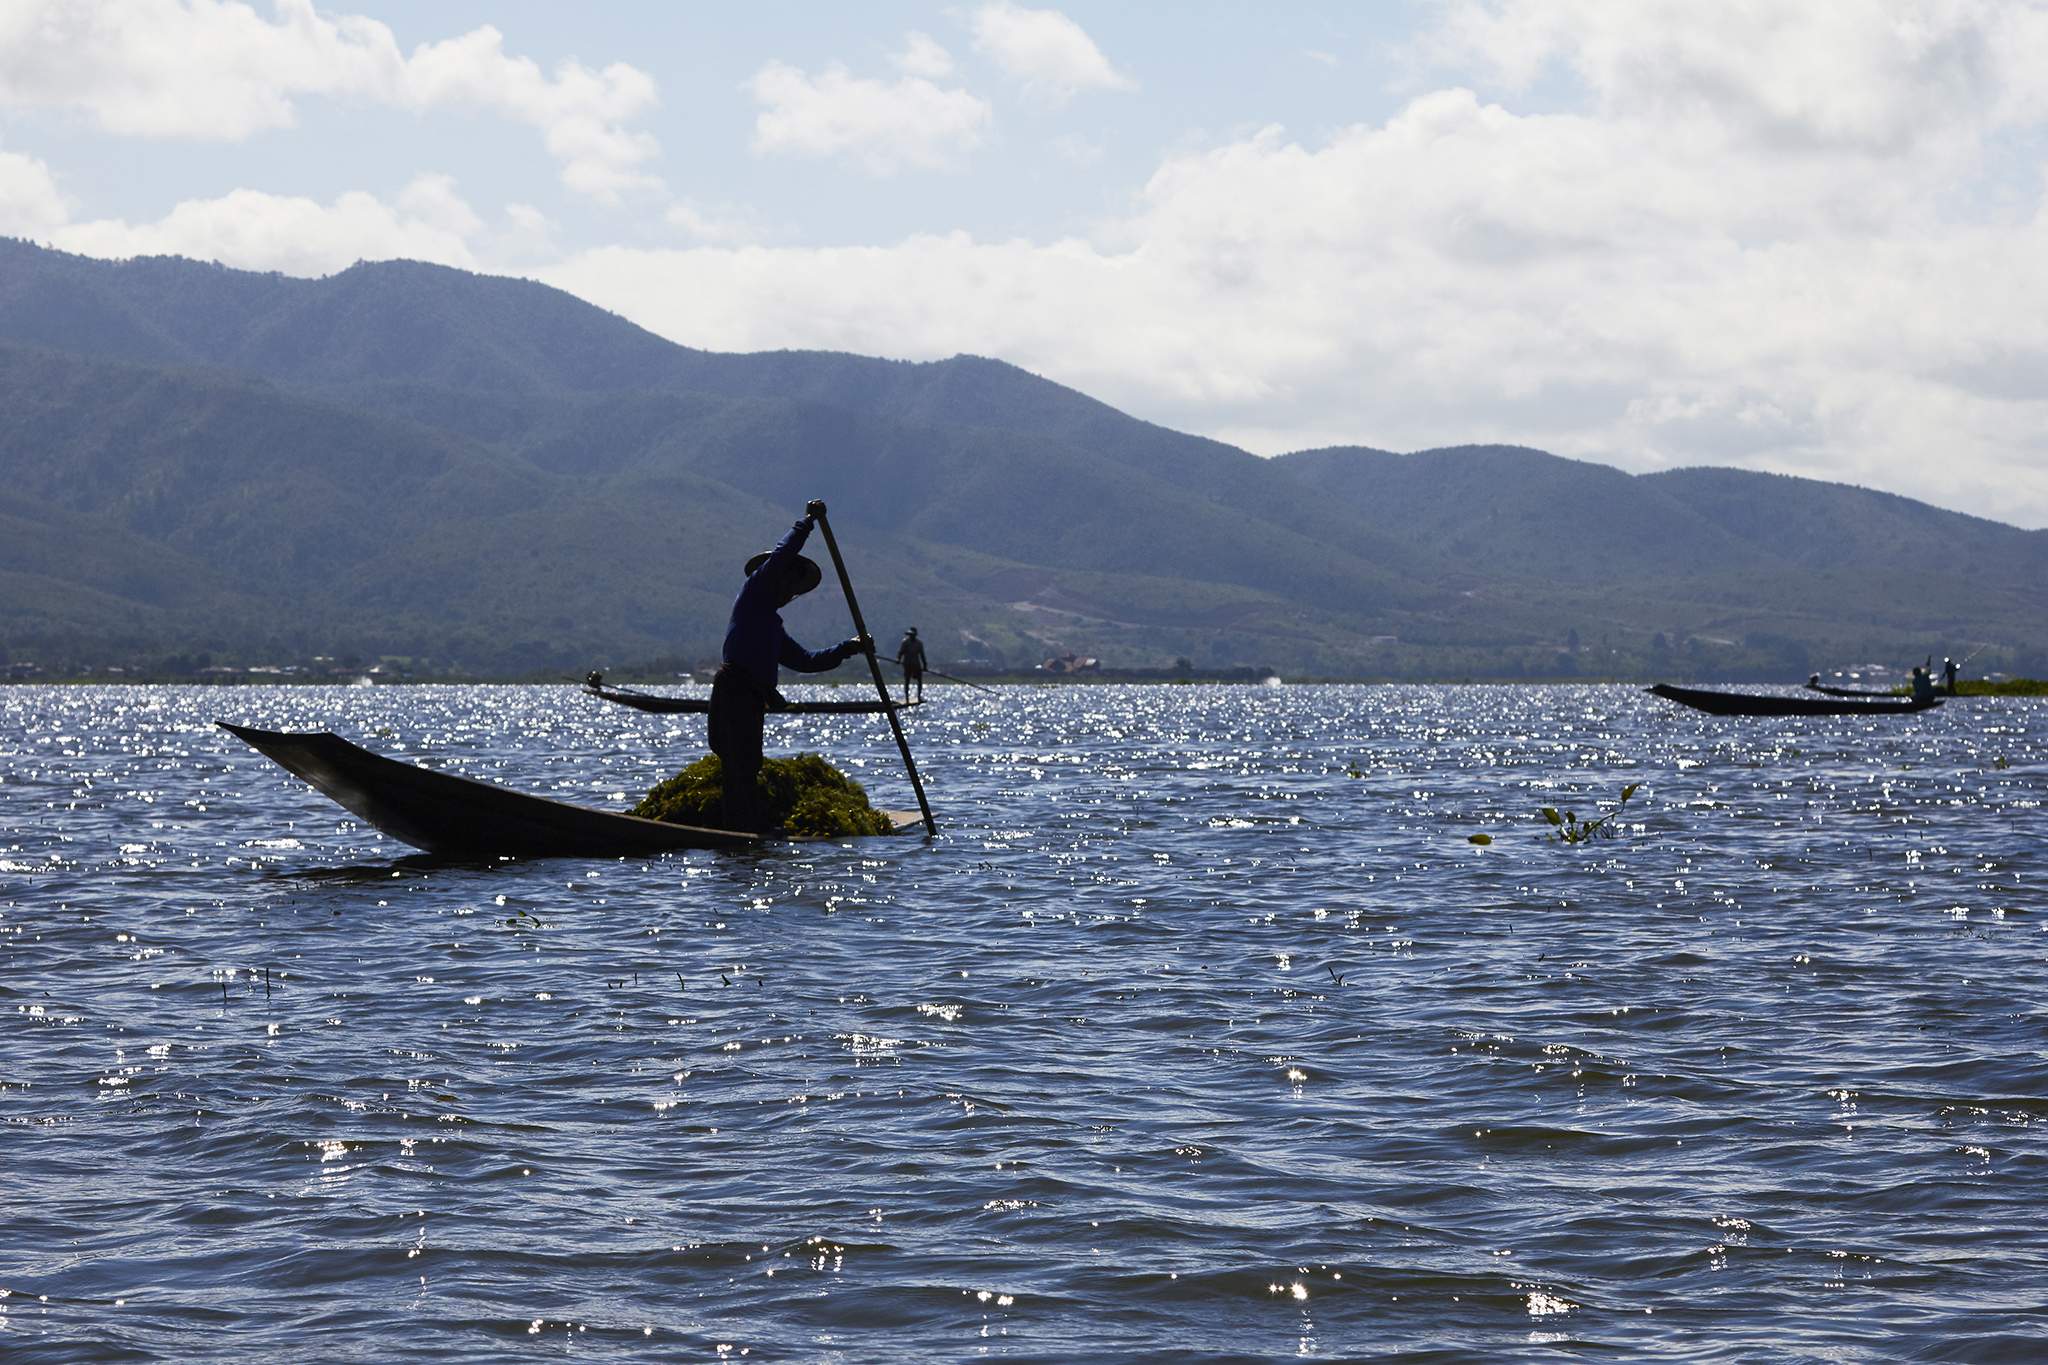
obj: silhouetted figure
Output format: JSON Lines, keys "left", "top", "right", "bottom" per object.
{"left": 710, "top": 502, "right": 866, "bottom": 831}
{"left": 1910, "top": 664, "right": 1935, "bottom": 704}
{"left": 895, "top": 627, "right": 928, "bottom": 702}
{"left": 1942, "top": 657, "right": 1960, "bottom": 694}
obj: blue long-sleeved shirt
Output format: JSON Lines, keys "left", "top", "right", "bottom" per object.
{"left": 722, "top": 519, "right": 852, "bottom": 693}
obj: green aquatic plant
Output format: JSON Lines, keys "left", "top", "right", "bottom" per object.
{"left": 632, "top": 753, "right": 896, "bottom": 837}
{"left": 1540, "top": 782, "right": 1641, "bottom": 844}
{"left": 1958, "top": 677, "right": 2048, "bottom": 696}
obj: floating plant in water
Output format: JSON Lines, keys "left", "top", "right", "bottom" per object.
{"left": 1540, "top": 782, "right": 1641, "bottom": 844}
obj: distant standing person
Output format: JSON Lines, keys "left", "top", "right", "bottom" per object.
{"left": 710, "top": 502, "right": 868, "bottom": 831}
{"left": 1942, "top": 656, "right": 1960, "bottom": 694}
{"left": 895, "top": 627, "right": 928, "bottom": 702}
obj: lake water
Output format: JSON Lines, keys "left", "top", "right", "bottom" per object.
{"left": 3, "top": 682, "right": 2044, "bottom": 1360}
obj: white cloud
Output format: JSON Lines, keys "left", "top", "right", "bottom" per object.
{"left": 543, "top": 2, "right": 2048, "bottom": 528}
{"left": 0, "top": 146, "right": 69, "bottom": 234}
{"left": 394, "top": 171, "right": 480, "bottom": 239}
{"left": 894, "top": 31, "right": 955, "bottom": 80}
{"left": 1429, "top": 0, "right": 2041, "bottom": 152}
{"left": 970, "top": 2, "right": 1132, "bottom": 99}
{"left": 749, "top": 58, "right": 990, "bottom": 174}
{"left": 402, "top": 24, "right": 661, "bottom": 200}
{"left": 499, "top": 201, "right": 557, "bottom": 260}
{"left": 0, "top": 0, "right": 660, "bottom": 199}
{"left": 49, "top": 174, "right": 483, "bottom": 275}
{"left": 0, "top": 0, "right": 396, "bottom": 138}
{"left": 666, "top": 200, "right": 759, "bottom": 245}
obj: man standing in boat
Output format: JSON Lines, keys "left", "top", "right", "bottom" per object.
{"left": 895, "top": 627, "right": 928, "bottom": 703}
{"left": 711, "top": 501, "right": 868, "bottom": 831}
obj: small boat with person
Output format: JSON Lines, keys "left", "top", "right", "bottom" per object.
{"left": 220, "top": 723, "right": 919, "bottom": 858}
{"left": 220, "top": 502, "right": 936, "bottom": 857}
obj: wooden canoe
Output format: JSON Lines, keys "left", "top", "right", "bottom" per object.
{"left": 220, "top": 723, "right": 917, "bottom": 858}
{"left": 584, "top": 681, "right": 920, "bottom": 716}
{"left": 1804, "top": 680, "right": 1902, "bottom": 699}
{"left": 1648, "top": 683, "right": 1943, "bottom": 717}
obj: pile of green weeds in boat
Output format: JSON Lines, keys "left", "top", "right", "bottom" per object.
{"left": 631, "top": 754, "right": 896, "bottom": 837}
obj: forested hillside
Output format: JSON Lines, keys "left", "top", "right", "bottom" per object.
{"left": 4, "top": 239, "right": 2043, "bottom": 680}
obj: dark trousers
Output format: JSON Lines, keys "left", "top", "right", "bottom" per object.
{"left": 902, "top": 667, "right": 923, "bottom": 701}
{"left": 707, "top": 664, "right": 767, "bottom": 832}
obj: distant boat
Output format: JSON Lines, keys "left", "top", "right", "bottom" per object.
{"left": 583, "top": 678, "right": 918, "bottom": 716}
{"left": 1802, "top": 675, "right": 1892, "bottom": 699}
{"left": 219, "top": 723, "right": 916, "bottom": 858}
{"left": 1810, "top": 679, "right": 1900, "bottom": 699}
{"left": 1649, "top": 683, "right": 1942, "bottom": 717}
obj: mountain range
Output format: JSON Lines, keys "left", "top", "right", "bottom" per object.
{"left": 3, "top": 237, "right": 2043, "bottom": 680}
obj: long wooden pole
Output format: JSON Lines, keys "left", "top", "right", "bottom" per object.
{"left": 809, "top": 503, "right": 936, "bottom": 836}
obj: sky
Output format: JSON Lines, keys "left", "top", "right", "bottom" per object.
{"left": 4, "top": 1, "right": 2048, "bottom": 528}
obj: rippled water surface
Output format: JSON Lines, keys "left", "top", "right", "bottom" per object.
{"left": 3, "top": 682, "right": 2045, "bottom": 1360}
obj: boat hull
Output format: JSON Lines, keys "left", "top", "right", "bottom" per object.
{"left": 1649, "top": 684, "right": 1943, "bottom": 717}
{"left": 221, "top": 722, "right": 762, "bottom": 857}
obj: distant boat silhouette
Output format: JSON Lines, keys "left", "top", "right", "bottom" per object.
{"left": 1649, "top": 683, "right": 1941, "bottom": 717}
